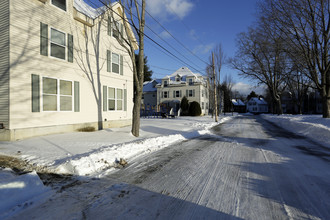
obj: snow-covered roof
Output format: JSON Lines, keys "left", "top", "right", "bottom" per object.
{"left": 169, "top": 67, "right": 201, "bottom": 78}
{"left": 143, "top": 79, "right": 161, "bottom": 92}
{"left": 249, "top": 97, "right": 268, "bottom": 105}
{"left": 74, "top": 0, "right": 117, "bottom": 19}
{"left": 232, "top": 99, "right": 245, "bottom": 106}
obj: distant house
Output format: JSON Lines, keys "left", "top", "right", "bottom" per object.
{"left": 142, "top": 79, "right": 161, "bottom": 110}
{"left": 246, "top": 97, "right": 268, "bottom": 114}
{"left": 155, "top": 67, "right": 209, "bottom": 115}
{"left": 232, "top": 99, "right": 246, "bottom": 113}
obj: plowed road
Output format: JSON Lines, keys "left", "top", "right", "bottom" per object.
{"left": 10, "top": 116, "right": 330, "bottom": 220}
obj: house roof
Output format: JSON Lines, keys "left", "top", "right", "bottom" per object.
{"left": 232, "top": 99, "right": 245, "bottom": 106}
{"left": 249, "top": 97, "right": 268, "bottom": 105}
{"left": 143, "top": 79, "right": 161, "bottom": 92}
{"left": 74, "top": 0, "right": 108, "bottom": 19}
{"left": 162, "top": 67, "right": 204, "bottom": 83}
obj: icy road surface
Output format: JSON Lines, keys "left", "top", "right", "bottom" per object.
{"left": 9, "top": 115, "right": 330, "bottom": 219}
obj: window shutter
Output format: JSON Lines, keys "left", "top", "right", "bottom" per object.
{"left": 31, "top": 74, "right": 40, "bottom": 112}
{"left": 108, "top": 17, "right": 111, "bottom": 36}
{"left": 40, "top": 22, "right": 48, "bottom": 56}
{"left": 193, "top": 89, "right": 195, "bottom": 97}
{"left": 68, "top": 34, "right": 73, "bottom": 63}
{"left": 124, "top": 89, "right": 127, "bottom": 111}
{"left": 103, "top": 86, "right": 107, "bottom": 111}
{"left": 107, "top": 50, "right": 111, "bottom": 72}
{"left": 119, "top": 23, "right": 123, "bottom": 42}
{"left": 161, "top": 91, "right": 163, "bottom": 98}
{"left": 74, "top": 81, "right": 80, "bottom": 112}
{"left": 120, "top": 55, "right": 123, "bottom": 75}
{"left": 180, "top": 90, "right": 182, "bottom": 97}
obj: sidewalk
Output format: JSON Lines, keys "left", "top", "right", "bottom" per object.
{"left": 0, "top": 116, "right": 228, "bottom": 176}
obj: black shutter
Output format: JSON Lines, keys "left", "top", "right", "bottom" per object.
{"left": 74, "top": 81, "right": 80, "bottom": 112}
{"left": 68, "top": 34, "right": 73, "bottom": 63}
{"left": 40, "top": 22, "right": 48, "bottom": 56}
{"left": 31, "top": 74, "right": 40, "bottom": 112}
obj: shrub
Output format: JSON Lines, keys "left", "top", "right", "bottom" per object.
{"left": 77, "top": 126, "right": 96, "bottom": 132}
{"left": 180, "top": 96, "right": 189, "bottom": 116}
{"left": 189, "top": 101, "right": 202, "bottom": 116}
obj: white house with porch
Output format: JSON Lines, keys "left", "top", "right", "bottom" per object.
{"left": 155, "top": 67, "right": 209, "bottom": 115}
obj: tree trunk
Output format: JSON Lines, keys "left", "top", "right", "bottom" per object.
{"left": 131, "top": 91, "right": 142, "bottom": 136}
{"left": 323, "top": 72, "right": 330, "bottom": 118}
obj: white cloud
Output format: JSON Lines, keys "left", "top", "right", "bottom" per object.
{"left": 189, "top": 29, "right": 198, "bottom": 40}
{"left": 146, "top": 0, "right": 194, "bottom": 20}
{"left": 159, "top": 30, "right": 172, "bottom": 39}
{"left": 193, "top": 43, "right": 215, "bottom": 55}
{"left": 232, "top": 82, "right": 266, "bottom": 96}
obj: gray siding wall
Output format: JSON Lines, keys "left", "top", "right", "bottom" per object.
{"left": 0, "top": 0, "right": 10, "bottom": 129}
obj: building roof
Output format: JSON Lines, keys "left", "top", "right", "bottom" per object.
{"left": 232, "top": 99, "right": 245, "bottom": 106}
{"left": 249, "top": 97, "right": 268, "bottom": 105}
{"left": 161, "top": 67, "right": 204, "bottom": 83}
{"left": 74, "top": 0, "right": 108, "bottom": 19}
{"left": 143, "top": 79, "right": 161, "bottom": 92}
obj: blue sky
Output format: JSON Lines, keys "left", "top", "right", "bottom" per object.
{"left": 88, "top": 0, "right": 263, "bottom": 95}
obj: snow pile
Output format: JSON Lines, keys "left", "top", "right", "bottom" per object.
{"left": 0, "top": 169, "right": 52, "bottom": 219}
{"left": 56, "top": 117, "right": 231, "bottom": 176}
{"left": 261, "top": 114, "right": 330, "bottom": 147}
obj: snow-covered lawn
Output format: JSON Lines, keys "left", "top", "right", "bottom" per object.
{"left": 261, "top": 114, "right": 330, "bottom": 147}
{"left": 1, "top": 114, "right": 329, "bottom": 219}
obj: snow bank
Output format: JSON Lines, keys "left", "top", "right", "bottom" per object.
{"left": 56, "top": 117, "right": 231, "bottom": 176}
{"left": 0, "top": 169, "right": 52, "bottom": 219}
{"left": 261, "top": 114, "right": 330, "bottom": 147}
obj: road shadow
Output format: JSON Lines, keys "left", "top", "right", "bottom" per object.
{"left": 7, "top": 172, "right": 243, "bottom": 220}
{"left": 210, "top": 115, "right": 330, "bottom": 219}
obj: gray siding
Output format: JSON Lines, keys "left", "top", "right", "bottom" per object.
{"left": 0, "top": 0, "right": 10, "bottom": 129}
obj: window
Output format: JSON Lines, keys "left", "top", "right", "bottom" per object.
{"left": 189, "top": 78, "right": 193, "bottom": 85}
{"left": 112, "top": 21, "right": 122, "bottom": 39}
{"left": 202, "top": 102, "right": 204, "bottom": 109}
{"left": 50, "top": 28, "right": 66, "bottom": 60}
{"left": 164, "top": 80, "right": 168, "bottom": 87}
{"left": 175, "top": 90, "right": 181, "bottom": 98}
{"left": 188, "top": 90, "right": 193, "bottom": 97}
{"left": 117, "top": 89, "right": 123, "bottom": 110}
{"left": 108, "top": 87, "right": 124, "bottom": 111}
{"left": 112, "top": 53, "right": 119, "bottom": 74}
{"left": 51, "top": 0, "right": 66, "bottom": 11}
{"left": 42, "top": 77, "right": 72, "bottom": 111}
{"left": 108, "top": 87, "right": 115, "bottom": 110}
{"left": 163, "top": 91, "right": 168, "bottom": 98}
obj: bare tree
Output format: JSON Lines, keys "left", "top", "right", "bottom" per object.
{"left": 99, "top": 0, "right": 145, "bottom": 136}
{"left": 261, "top": 0, "right": 330, "bottom": 117}
{"left": 230, "top": 22, "right": 290, "bottom": 114}
{"left": 207, "top": 43, "right": 225, "bottom": 119}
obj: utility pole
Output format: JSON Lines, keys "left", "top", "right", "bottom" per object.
{"left": 213, "top": 52, "right": 218, "bottom": 122}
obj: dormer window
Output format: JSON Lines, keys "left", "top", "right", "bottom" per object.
{"left": 164, "top": 80, "right": 168, "bottom": 87}
{"left": 189, "top": 78, "right": 193, "bottom": 85}
{"left": 52, "top": 0, "right": 66, "bottom": 11}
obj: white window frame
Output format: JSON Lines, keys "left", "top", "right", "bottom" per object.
{"left": 163, "top": 91, "right": 168, "bottom": 98}
{"left": 112, "top": 52, "right": 120, "bottom": 74}
{"left": 108, "top": 87, "right": 124, "bottom": 111}
{"left": 50, "top": 27, "right": 67, "bottom": 60}
{"left": 42, "top": 77, "right": 73, "bottom": 112}
{"left": 50, "top": 0, "right": 67, "bottom": 12}
{"left": 175, "top": 90, "right": 180, "bottom": 98}
{"left": 189, "top": 78, "right": 193, "bottom": 85}
{"left": 112, "top": 20, "right": 121, "bottom": 38}
{"left": 188, "top": 90, "right": 193, "bottom": 97}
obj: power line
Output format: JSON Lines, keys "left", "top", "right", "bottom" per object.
{"left": 137, "top": 1, "right": 209, "bottom": 66}
{"left": 87, "top": 0, "right": 206, "bottom": 75}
